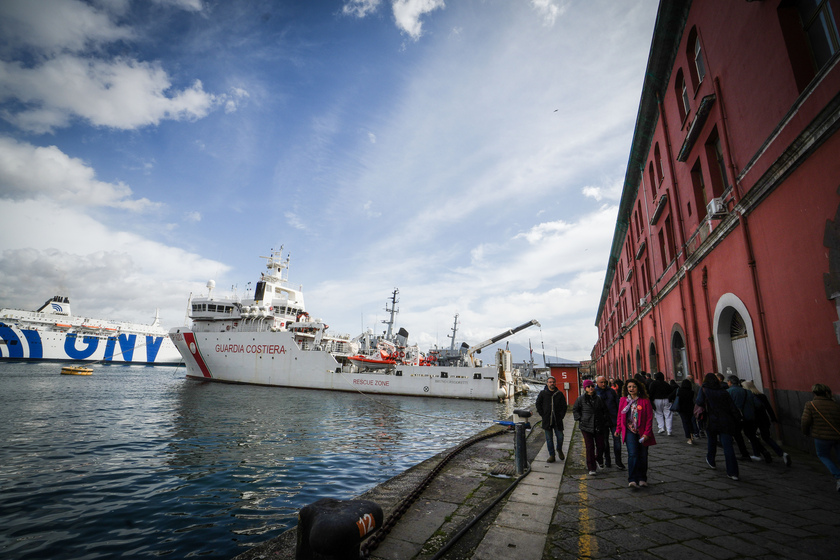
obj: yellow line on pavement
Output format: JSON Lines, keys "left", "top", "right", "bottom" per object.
{"left": 576, "top": 445, "right": 597, "bottom": 557}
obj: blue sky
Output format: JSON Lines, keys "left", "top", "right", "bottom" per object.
{"left": 0, "top": 0, "right": 658, "bottom": 362}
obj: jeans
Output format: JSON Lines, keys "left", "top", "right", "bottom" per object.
{"left": 756, "top": 422, "right": 784, "bottom": 456}
{"left": 706, "top": 429, "right": 739, "bottom": 477}
{"left": 543, "top": 427, "right": 564, "bottom": 458}
{"left": 581, "top": 431, "right": 605, "bottom": 471}
{"left": 602, "top": 425, "right": 623, "bottom": 466}
{"left": 679, "top": 411, "right": 694, "bottom": 438}
{"left": 814, "top": 438, "right": 840, "bottom": 479}
{"left": 624, "top": 431, "right": 649, "bottom": 483}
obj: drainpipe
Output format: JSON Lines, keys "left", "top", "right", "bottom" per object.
{"left": 701, "top": 266, "right": 718, "bottom": 366}
{"left": 713, "top": 76, "right": 779, "bottom": 408}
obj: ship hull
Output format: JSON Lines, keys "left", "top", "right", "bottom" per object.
{"left": 170, "top": 328, "right": 510, "bottom": 401}
{"left": 0, "top": 324, "right": 182, "bottom": 365}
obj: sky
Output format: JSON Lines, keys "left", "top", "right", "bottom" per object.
{"left": 0, "top": 0, "right": 659, "bottom": 363}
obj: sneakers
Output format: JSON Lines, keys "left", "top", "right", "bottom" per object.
{"left": 597, "top": 459, "right": 604, "bottom": 468}
{"left": 687, "top": 439, "right": 693, "bottom": 445}
{"left": 749, "top": 455, "right": 762, "bottom": 462}
{"left": 638, "top": 480, "right": 648, "bottom": 487}
{"left": 628, "top": 481, "right": 638, "bottom": 488}
{"left": 547, "top": 455, "right": 555, "bottom": 463}
{"left": 729, "top": 475, "right": 740, "bottom": 481}
{"left": 706, "top": 457, "right": 716, "bottom": 469}
{"left": 657, "top": 429, "right": 665, "bottom": 434}
{"left": 558, "top": 450, "right": 565, "bottom": 461}
{"left": 783, "top": 453, "right": 792, "bottom": 467}
{"left": 667, "top": 432, "right": 672, "bottom": 436}
{"left": 588, "top": 470, "right": 597, "bottom": 475}
{"left": 615, "top": 463, "right": 626, "bottom": 470}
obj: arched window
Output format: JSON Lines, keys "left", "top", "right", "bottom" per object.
{"left": 686, "top": 27, "right": 706, "bottom": 90}
{"left": 654, "top": 143, "right": 664, "bottom": 184}
{"left": 675, "top": 68, "right": 690, "bottom": 122}
{"left": 648, "top": 340, "right": 658, "bottom": 373}
{"left": 648, "top": 162, "right": 656, "bottom": 195}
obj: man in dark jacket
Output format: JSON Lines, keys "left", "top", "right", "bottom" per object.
{"left": 536, "top": 376, "right": 568, "bottom": 462}
{"left": 595, "top": 375, "right": 625, "bottom": 469}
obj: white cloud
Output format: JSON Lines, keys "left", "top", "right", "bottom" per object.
{"left": 0, "top": 200, "right": 228, "bottom": 326}
{"left": 184, "top": 211, "right": 202, "bottom": 223}
{"left": 530, "top": 0, "right": 568, "bottom": 27}
{"left": 0, "top": 57, "right": 217, "bottom": 133}
{"left": 392, "top": 0, "right": 445, "bottom": 40}
{"left": 343, "top": 0, "right": 382, "bottom": 18}
{"left": 0, "top": 0, "right": 134, "bottom": 55}
{"left": 0, "top": 136, "right": 158, "bottom": 211}
{"left": 285, "top": 211, "right": 307, "bottom": 230}
{"left": 582, "top": 186, "right": 602, "bottom": 201}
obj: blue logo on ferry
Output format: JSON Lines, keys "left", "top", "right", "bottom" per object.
{"left": 64, "top": 333, "right": 99, "bottom": 359}
{"left": 51, "top": 303, "right": 64, "bottom": 312}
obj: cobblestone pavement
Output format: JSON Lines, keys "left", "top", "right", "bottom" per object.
{"left": 547, "top": 427, "right": 840, "bottom": 560}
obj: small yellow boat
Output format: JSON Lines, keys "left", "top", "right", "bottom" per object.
{"left": 61, "top": 366, "right": 93, "bottom": 376}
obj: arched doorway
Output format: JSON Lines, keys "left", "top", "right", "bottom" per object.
{"left": 671, "top": 325, "right": 688, "bottom": 381}
{"left": 648, "top": 340, "right": 658, "bottom": 373}
{"left": 714, "top": 294, "right": 763, "bottom": 391}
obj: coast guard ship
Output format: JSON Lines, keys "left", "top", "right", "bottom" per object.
{"left": 0, "top": 296, "right": 182, "bottom": 364}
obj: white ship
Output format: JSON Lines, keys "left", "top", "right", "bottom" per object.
{"left": 0, "top": 296, "right": 182, "bottom": 364}
{"left": 169, "top": 250, "right": 539, "bottom": 401}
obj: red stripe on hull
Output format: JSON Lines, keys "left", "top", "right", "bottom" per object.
{"left": 182, "top": 332, "right": 212, "bottom": 378}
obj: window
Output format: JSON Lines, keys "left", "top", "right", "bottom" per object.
{"left": 654, "top": 143, "right": 664, "bottom": 184}
{"left": 686, "top": 27, "right": 705, "bottom": 90}
{"left": 691, "top": 159, "right": 709, "bottom": 219}
{"left": 704, "top": 128, "right": 729, "bottom": 198}
{"left": 648, "top": 162, "right": 656, "bottom": 195}
{"left": 779, "top": 0, "right": 840, "bottom": 91}
{"left": 675, "top": 69, "right": 690, "bottom": 122}
{"left": 800, "top": 0, "right": 840, "bottom": 68}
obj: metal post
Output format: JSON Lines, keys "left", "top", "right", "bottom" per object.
{"left": 514, "top": 422, "right": 528, "bottom": 475}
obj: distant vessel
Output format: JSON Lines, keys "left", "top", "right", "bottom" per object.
{"left": 169, "top": 250, "right": 539, "bottom": 401}
{"left": 0, "top": 296, "right": 182, "bottom": 365}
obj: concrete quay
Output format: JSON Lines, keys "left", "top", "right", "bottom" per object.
{"left": 236, "top": 412, "right": 840, "bottom": 559}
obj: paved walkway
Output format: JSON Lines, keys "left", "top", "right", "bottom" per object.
{"left": 236, "top": 414, "right": 840, "bottom": 560}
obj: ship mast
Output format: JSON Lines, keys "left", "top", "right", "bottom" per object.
{"left": 448, "top": 313, "right": 459, "bottom": 351}
{"left": 382, "top": 288, "right": 399, "bottom": 338}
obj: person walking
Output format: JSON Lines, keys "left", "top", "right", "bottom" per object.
{"left": 801, "top": 383, "right": 840, "bottom": 491}
{"left": 649, "top": 372, "right": 674, "bottom": 435}
{"left": 743, "top": 380, "right": 791, "bottom": 466}
{"left": 727, "top": 376, "right": 771, "bottom": 462}
{"left": 676, "top": 379, "right": 696, "bottom": 444}
{"left": 573, "top": 379, "right": 608, "bottom": 475}
{"left": 615, "top": 378, "right": 655, "bottom": 488}
{"left": 696, "top": 373, "right": 741, "bottom": 480}
{"left": 595, "top": 375, "right": 625, "bottom": 470}
{"left": 535, "top": 376, "right": 568, "bottom": 463}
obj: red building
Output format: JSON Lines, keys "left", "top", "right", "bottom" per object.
{"left": 592, "top": 0, "right": 840, "bottom": 447}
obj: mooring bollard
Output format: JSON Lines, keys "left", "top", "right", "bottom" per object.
{"left": 513, "top": 408, "right": 532, "bottom": 475}
{"left": 295, "top": 497, "right": 383, "bottom": 560}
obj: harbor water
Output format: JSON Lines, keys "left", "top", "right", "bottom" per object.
{"left": 0, "top": 362, "right": 535, "bottom": 559}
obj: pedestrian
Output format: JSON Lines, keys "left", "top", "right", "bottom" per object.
{"left": 743, "top": 380, "right": 791, "bottom": 466}
{"left": 535, "top": 376, "right": 568, "bottom": 463}
{"left": 696, "top": 372, "right": 741, "bottom": 480}
{"left": 649, "top": 372, "right": 674, "bottom": 435}
{"left": 727, "top": 375, "right": 770, "bottom": 462}
{"left": 573, "top": 379, "right": 608, "bottom": 475}
{"left": 615, "top": 378, "right": 655, "bottom": 488}
{"left": 595, "top": 375, "right": 625, "bottom": 470}
{"left": 676, "top": 379, "right": 696, "bottom": 444}
{"left": 800, "top": 383, "right": 840, "bottom": 492}
{"left": 612, "top": 378, "right": 624, "bottom": 395}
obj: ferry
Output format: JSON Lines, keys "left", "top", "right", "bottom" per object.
{"left": 169, "top": 250, "right": 539, "bottom": 401}
{"left": 0, "top": 296, "right": 182, "bottom": 364}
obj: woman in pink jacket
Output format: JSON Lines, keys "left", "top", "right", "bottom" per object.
{"left": 615, "top": 378, "right": 656, "bottom": 488}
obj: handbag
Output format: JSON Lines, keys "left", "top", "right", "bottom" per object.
{"left": 670, "top": 395, "right": 680, "bottom": 412}
{"left": 694, "top": 388, "right": 706, "bottom": 420}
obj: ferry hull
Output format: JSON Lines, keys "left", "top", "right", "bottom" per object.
{"left": 0, "top": 324, "right": 182, "bottom": 365}
{"left": 170, "top": 328, "right": 510, "bottom": 401}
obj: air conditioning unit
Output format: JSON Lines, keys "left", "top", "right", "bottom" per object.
{"left": 707, "top": 197, "right": 727, "bottom": 218}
